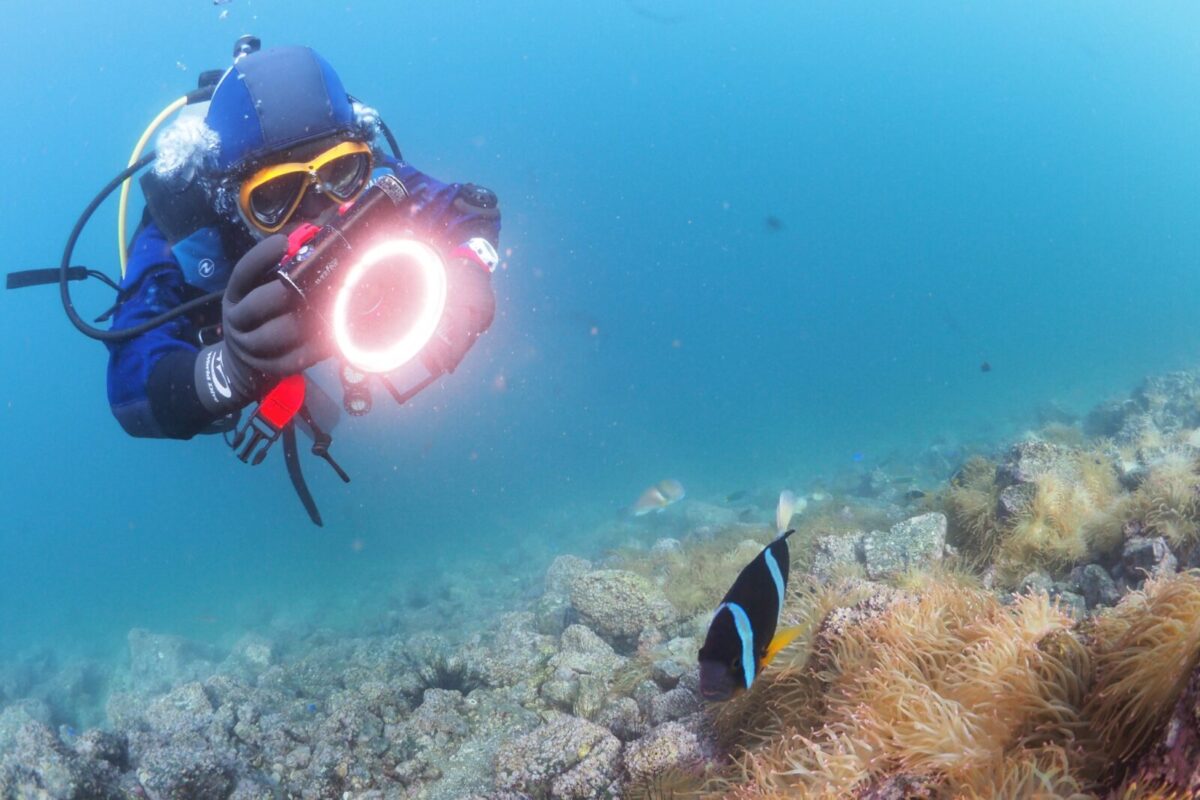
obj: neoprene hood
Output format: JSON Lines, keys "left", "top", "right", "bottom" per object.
{"left": 205, "top": 46, "right": 357, "bottom": 174}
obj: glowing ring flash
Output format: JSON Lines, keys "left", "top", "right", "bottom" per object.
{"left": 331, "top": 238, "right": 448, "bottom": 374}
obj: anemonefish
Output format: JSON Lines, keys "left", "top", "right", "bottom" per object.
{"left": 698, "top": 529, "right": 803, "bottom": 701}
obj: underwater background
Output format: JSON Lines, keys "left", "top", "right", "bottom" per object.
{"left": 3, "top": 0, "right": 1200, "bottom": 675}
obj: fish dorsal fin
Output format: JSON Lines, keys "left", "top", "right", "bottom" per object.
{"left": 760, "top": 624, "right": 804, "bottom": 669}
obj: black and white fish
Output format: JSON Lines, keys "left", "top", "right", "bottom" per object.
{"left": 697, "top": 530, "right": 802, "bottom": 701}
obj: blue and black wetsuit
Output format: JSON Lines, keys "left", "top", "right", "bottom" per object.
{"left": 107, "top": 159, "right": 501, "bottom": 440}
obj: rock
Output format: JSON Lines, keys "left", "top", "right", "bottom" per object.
{"left": 1122, "top": 536, "right": 1178, "bottom": 587}
{"left": 574, "top": 674, "right": 607, "bottom": 720}
{"left": 647, "top": 637, "right": 695, "bottom": 691}
{"left": 1084, "top": 398, "right": 1139, "bottom": 438}
{"left": 540, "top": 667, "right": 580, "bottom": 712}
{"left": 545, "top": 555, "right": 593, "bottom": 598}
{"left": 631, "top": 680, "right": 662, "bottom": 717}
{"left": 228, "top": 776, "right": 276, "bottom": 800}
{"left": 135, "top": 742, "right": 235, "bottom": 800}
{"left": 223, "top": 634, "right": 276, "bottom": 675}
{"left": 1115, "top": 413, "right": 1161, "bottom": 451}
{"left": 540, "top": 625, "right": 628, "bottom": 716}
{"left": 0, "top": 698, "right": 52, "bottom": 751}
{"left": 623, "top": 721, "right": 704, "bottom": 784}
{"left": 997, "top": 484, "right": 1034, "bottom": 522}
{"left": 1053, "top": 591, "right": 1088, "bottom": 620}
{"left": 411, "top": 688, "right": 470, "bottom": 744}
{"left": 650, "top": 659, "right": 687, "bottom": 689}
{"left": 1116, "top": 459, "right": 1149, "bottom": 491}
{"left": 143, "top": 682, "right": 215, "bottom": 735}
{"left": 0, "top": 717, "right": 123, "bottom": 799}
{"left": 1133, "top": 372, "right": 1200, "bottom": 432}
{"left": 533, "top": 593, "right": 572, "bottom": 636}
{"left": 460, "top": 612, "right": 556, "bottom": 689}
{"left": 127, "top": 628, "right": 219, "bottom": 695}
{"left": 493, "top": 715, "right": 622, "bottom": 799}
{"left": 73, "top": 729, "right": 127, "bottom": 768}
{"left": 569, "top": 570, "right": 676, "bottom": 646}
{"left": 1003, "top": 440, "right": 1092, "bottom": 487}
{"left": 405, "top": 632, "right": 466, "bottom": 693}
{"left": 860, "top": 513, "right": 947, "bottom": 581}
{"left": 553, "top": 626, "right": 626, "bottom": 680}
{"left": 595, "top": 697, "right": 646, "bottom": 742}
{"left": 1018, "top": 571, "right": 1054, "bottom": 596}
{"left": 810, "top": 532, "right": 864, "bottom": 581}
{"left": 647, "top": 686, "right": 701, "bottom": 725}
{"left": 1068, "top": 564, "right": 1121, "bottom": 609}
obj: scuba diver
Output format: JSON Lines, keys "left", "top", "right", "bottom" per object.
{"left": 8, "top": 38, "right": 500, "bottom": 524}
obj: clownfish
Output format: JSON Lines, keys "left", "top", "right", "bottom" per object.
{"left": 697, "top": 529, "right": 803, "bottom": 701}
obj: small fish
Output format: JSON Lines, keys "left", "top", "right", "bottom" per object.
{"left": 632, "top": 479, "right": 686, "bottom": 516}
{"left": 698, "top": 530, "right": 803, "bottom": 701}
{"left": 851, "top": 452, "right": 865, "bottom": 463}
{"left": 980, "top": 361, "right": 992, "bottom": 373}
{"left": 765, "top": 215, "right": 784, "bottom": 232}
{"left": 726, "top": 489, "right": 749, "bottom": 503}
{"left": 904, "top": 489, "right": 927, "bottom": 501}
{"left": 775, "top": 490, "right": 806, "bottom": 534}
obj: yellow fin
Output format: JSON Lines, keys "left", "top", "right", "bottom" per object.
{"left": 760, "top": 625, "right": 804, "bottom": 669}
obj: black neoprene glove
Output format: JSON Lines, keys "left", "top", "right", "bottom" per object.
{"left": 421, "top": 256, "right": 496, "bottom": 376}
{"left": 193, "top": 234, "right": 332, "bottom": 415}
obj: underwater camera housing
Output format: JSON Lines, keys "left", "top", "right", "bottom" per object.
{"left": 276, "top": 174, "right": 447, "bottom": 376}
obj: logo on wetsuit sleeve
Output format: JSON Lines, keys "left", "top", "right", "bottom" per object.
{"left": 204, "top": 348, "right": 233, "bottom": 401}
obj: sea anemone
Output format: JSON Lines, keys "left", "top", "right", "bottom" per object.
{"left": 1083, "top": 571, "right": 1200, "bottom": 766}
{"left": 708, "top": 577, "right": 1092, "bottom": 797}
{"left": 943, "top": 457, "right": 1004, "bottom": 563}
{"left": 625, "top": 766, "right": 711, "bottom": 799}
{"left": 998, "top": 473, "right": 1094, "bottom": 580}
{"left": 1114, "top": 448, "right": 1200, "bottom": 549}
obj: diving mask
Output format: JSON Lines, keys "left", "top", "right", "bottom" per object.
{"left": 238, "top": 140, "right": 373, "bottom": 234}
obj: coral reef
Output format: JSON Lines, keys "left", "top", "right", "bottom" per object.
{"left": 12, "top": 369, "right": 1200, "bottom": 797}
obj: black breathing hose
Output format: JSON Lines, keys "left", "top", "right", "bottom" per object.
{"left": 60, "top": 151, "right": 221, "bottom": 342}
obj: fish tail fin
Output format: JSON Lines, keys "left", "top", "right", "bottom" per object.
{"left": 760, "top": 624, "right": 804, "bottom": 669}
{"left": 773, "top": 528, "right": 796, "bottom": 543}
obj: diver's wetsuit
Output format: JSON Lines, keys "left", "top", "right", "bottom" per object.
{"left": 107, "top": 159, "right": 501, "bottom": 440}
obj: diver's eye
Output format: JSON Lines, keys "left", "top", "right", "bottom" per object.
{"left": 248, "top": 172, "right": 307, "bottom": 225}
{"left": 316, "top": 152, "right": 371, "bottom": 200}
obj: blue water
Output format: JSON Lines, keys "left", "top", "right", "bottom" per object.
{"left": 3, "top": 1, "right": 1200, "bottom": 660}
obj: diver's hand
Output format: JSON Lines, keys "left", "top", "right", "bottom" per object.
{"left": 421, "top": 256, "right": 496, "bottom": 376}
{"left": 193, "top": 235, "right": 331, "bottom": 414}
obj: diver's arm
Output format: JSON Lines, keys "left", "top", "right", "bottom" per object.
{"left": 388, "top": 161, "right": 502, "bottom": 251}
{"left": 111, "top": 233, "right": 333, "bottom": 437}
{"left": 387, "top": 162, "right": 501, "bottom": 374}
{"left": 107, "top": 222, "right": 228, "bottom": 439}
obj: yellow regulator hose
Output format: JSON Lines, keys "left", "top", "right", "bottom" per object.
{"left": 118, "top": 95, "right": 188, "bottom": 279}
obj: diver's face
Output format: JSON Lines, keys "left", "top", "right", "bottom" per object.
{"left": 237, "top": 136, "right": 370, "bottom": 238}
